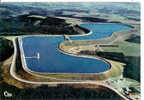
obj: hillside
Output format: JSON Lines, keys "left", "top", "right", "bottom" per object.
{"left": 0, "top": 2, "right": 140, "bottom": 23}
{"left": 0, "top": 2, "right": 140, "bottom": 36}
{"left": 0, "top": 14, "right": 89, "bottom": 35}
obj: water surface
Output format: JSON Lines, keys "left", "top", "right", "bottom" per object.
{"left": 22, "top": 23, "right": 132, "bottom": 73}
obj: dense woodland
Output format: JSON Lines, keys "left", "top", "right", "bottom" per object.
{"left": 0, "top": 14, "right": 88, "bottom": 35}
{"left": 0, "top": 82, "right": 122, "bottom": 100}
{"left": 0, "top": 37, "right": 14, "bottom": 61}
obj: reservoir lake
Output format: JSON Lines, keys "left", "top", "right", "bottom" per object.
{"left": 22, "top": 23, "right": 132, "bottom": 73}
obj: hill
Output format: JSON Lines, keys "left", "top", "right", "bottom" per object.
{"left": 0, "top": 14, "right": 89, "bottom": 35}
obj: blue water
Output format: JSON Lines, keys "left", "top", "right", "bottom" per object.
{"left": 22, "top": 23, "right": 132, "bottom": 73}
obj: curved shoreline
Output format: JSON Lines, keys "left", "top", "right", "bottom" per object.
{"left": 12, "top": 23, "right": 133, "bottom": 76}
{"left": 19, "top": 36, "right": 111, "bottom": 75}
{"left": 17, "top": 23, "right": 134, "bottom": 38}
{"left": 18, "top": 37, "right": 114, "bottom": 82}
{"left": 19, "top": 23, "right": 133, "bottom": 76}
{"left": 58, "top": 43, "right": 112, "bottom": 75}
{"left": 19, "top": 26, "right": 113, "bottom": 76}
